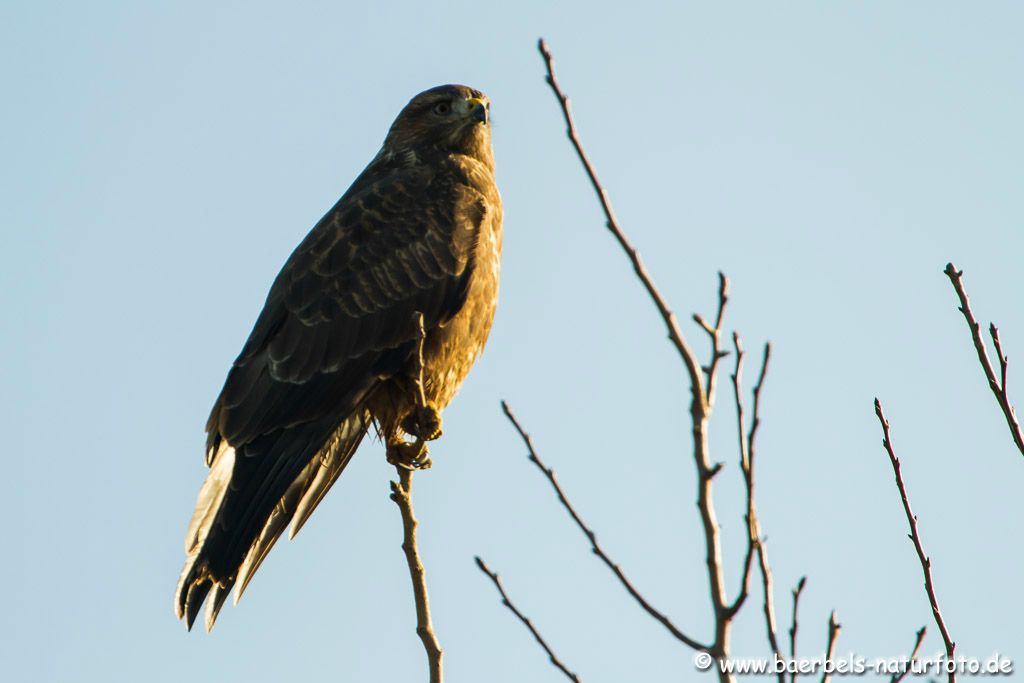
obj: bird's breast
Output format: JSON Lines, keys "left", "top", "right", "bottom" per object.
{"left": 422, "top": 198, "right": 502, "bottom": 410}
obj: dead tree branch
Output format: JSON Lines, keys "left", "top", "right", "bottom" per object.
{"left": 390, "top": 470, "right": 443, "bottom": 683}
{"left": 891, "top": 626, "right": 927, "bottom": 683}
{"left": 475, "top": 557, "right": 582, "bottom": 683}
{"left": 537, "top": 38, "right": 704, "bottom": 397}
{"left": 538, "top": 38, "right": 745, "bottom": 673}
{"left": 500, "top": 401, "right": 707, "bottom": 652}
{"left": 944, "top": 262, "right": 1024, "bottom": 458}
{"left": 694, "top": 273, "right": 731, "bottom": 405}
{"left": 757, "top": 545, "right": 785, "bottom": 682}
{"left": 874, "top": 399, "right": 956, "bottom": 683}
{"left": 727, "top": 336, "right": 783, "bottom": 682}
{"left": 820, "top": 611, "right": 840, "bottom": 683}
{"left": 788, "top": 577, "right": 806, "bottom": 683}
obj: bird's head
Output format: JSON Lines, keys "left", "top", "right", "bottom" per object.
{"left": 383, "top": 84, "right": 493, "bottom": 167}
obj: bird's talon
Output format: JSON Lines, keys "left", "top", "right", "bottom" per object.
{"left": 386, "top": 439, "right": 433, "bottom": 470}
{"left": 401, "top": 404, "right": 443, "bottom": 441}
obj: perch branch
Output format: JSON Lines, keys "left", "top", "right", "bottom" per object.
{"left": 388, "top": 310, "right": 442, "bottom": 682}
{"left": 475, "top": 557, "right": 582, "bottom": 683}
{"left": 874, "top": 399, "right": 956, "bottom": 683}
{"left": 944, "top": 263, "right": 1024, "bottom": 458}
{"left": 501, "top": 401, "right": 707, "bottom": 652}
{"left": 390, "top": 471, "right": 443, "bottom": 683}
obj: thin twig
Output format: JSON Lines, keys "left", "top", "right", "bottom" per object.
{"left": 694, "top": 273, "right": 731, "bottom": 405}
{"left": 537, "top": 37, "right": 704, "bottom": 403}
{"left": 501, "top": 401, "right": 707, "bottom": 652}
{"left": 788, "top": 577, "right": 806, "bottom": 683}
{"left": 726, "top": 336, "right": 768, "bottom": 616}
{"left": 475, "top": 557, "right": 582, "bottom": 683}
{"left": 758, "top": 543, "right": 784, "bottom": 681}
{"left": 390, "top": 470, "right": 443, "bottom": 683}
{"left": 944, "top": 263, "right": 1024, "bottom": 458}
{"left": 874, "top": 399, "right": 956, "bottom": 683}
{"left": 890, "top": 626, "right": 927, "bottom": 683}
{"left": 727, "top": 337, "right": 782, "bottom": 683}
{"left": 821, "top": 611, "right": 840, "bottom": 683}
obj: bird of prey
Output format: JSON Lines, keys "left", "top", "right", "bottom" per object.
{"left": 175, "top": 84, "right": 502, "bottom": 632}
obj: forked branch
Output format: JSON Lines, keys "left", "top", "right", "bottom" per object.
{"left": 536, "top": 38, "right": 785, "bottom": 678}
{"left": 727, "top": 336, "right": 783, "bottom": 683}
{"left": 500, "top": 401, "right": 707, "bottom": 652}
{"left": 944, "top": 262, "right": 1024, "bottom": 458}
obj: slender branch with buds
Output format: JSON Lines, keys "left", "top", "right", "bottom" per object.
{"left": 537, "top": 38, "right": 704, "bottom": 397}
{"left": 500, "top": 401, "right": 706, "bottom": 651}
{"left": 874, "top": 399, "right": 956, "bottom": 683}
{"left": 891, "top": 627, "right": 927, "bottom": 683}
{"left": 727, "top": 335, "right": 784, "bottom": 682}
{"left": 944, "top": 262, "right": 1024, "bottom": 458}
{"left": 475, "top": 557, "right": 582, "bottom": 683}
{"left": 788, "top": 577, "right": 806, "bottom": 683}
{"left": 821, "top": 612, "right": 841, "bottom": 683}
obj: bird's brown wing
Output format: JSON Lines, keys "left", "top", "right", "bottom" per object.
{"left": 176, "top": 159, "right": 489, "bottom": 630}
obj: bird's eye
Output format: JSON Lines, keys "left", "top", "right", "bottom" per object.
{"left": 432, "top": 101, "right": 451, "bottom": 115}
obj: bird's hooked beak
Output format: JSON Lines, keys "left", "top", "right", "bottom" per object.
{"left": 466, "top": 96, "right": 488, "bottom": 124}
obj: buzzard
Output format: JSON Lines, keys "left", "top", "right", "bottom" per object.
{"left": 175, "top": 84, "right": 502, "bottom": 631}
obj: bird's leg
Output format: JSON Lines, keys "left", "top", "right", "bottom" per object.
{"left": 386, "top": 436, "right": 433, "bottom": 470}
{"left": 384, "top": 310, "right": 438, "bottom": 470}
{"left": 399, "top": 309, "right": 443, "bottom": 443}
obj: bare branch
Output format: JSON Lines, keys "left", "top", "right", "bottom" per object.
{"left": 538, "top": 38, "right": 771, "bottom": 676}
{"left": 820, "top": 611, "right": 840, "bottom": 683}
{"left": 757, "top": 542, "right": 784, "bottom": 679}
{"left": 501, "top": 401, "right": 707, "bottom": 651}
{"left": 537, "top": 37, "right": 705, "bottom": 404}
{"left": 788, "top": 577, "right": 806, "bottom": 683}
{"left": 475, "top": 557, "right": 583, "bottom": 683}
{"left": 944, "top": 262, "right": 1024, "bottom": 458}
{"left": 698, "top": 273, "right": 731, "bottom": 405}
{"left": 890, "top": 626, "right": 927, "bottom": 683}
{"left": 390, "top": 469, "right": 443, "bottom": 683}
{"left": 874, "top": 399, "right": 956, "bottom": 682}
{"left": 387, "top": 310, "right": 442, "bottom": 681}
{"left": 727, "top": 337, "right": 782, "bottom": 681}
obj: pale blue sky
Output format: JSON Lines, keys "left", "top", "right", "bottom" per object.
{"left": 1, "top": 2, "right": 1022, "bottom": 681}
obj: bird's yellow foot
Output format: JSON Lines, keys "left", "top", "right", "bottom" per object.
{"left": 401, "top": 404, "right": 443, "bottom": 441}
{"left": 386, "top": 438, "right": 433, "bottom": 470}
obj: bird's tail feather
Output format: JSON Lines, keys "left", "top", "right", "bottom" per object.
{"left": 175, "top": 411, "right": 370, "bottom": 631}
